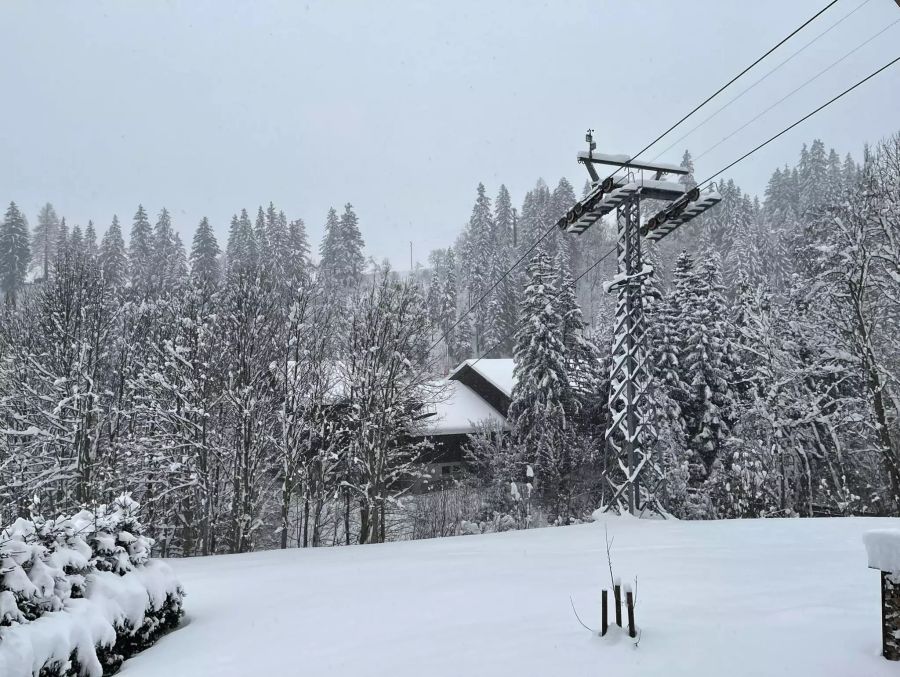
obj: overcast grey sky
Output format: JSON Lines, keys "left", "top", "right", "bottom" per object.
{"left": 2, "top": 0, "right": 899, "bottom": 266}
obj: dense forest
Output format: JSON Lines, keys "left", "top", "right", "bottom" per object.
{"left": 1, "top": 133, "right": 898, "bottom": 556}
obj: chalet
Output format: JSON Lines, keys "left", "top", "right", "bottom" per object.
{"left": 416, "top": 359, "right": 515, "bottom": 480}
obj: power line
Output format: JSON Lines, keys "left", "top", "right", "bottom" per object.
{"left": 693, "top": 54, "right": 900, "bottom": 188}
{"left": 421, "top": 0, "right": 839, "bottom": 362}
{"left": 694, "top": 17, "right": 900, "bottom": 162}
{"left": 467, "top": 54, "right": 900, "bottom": 371}
{"left": 651, "top": 0, "right": 873, "bottom": 162}
{"left": 633, "top": 0, "right": 838, "bottom": 164}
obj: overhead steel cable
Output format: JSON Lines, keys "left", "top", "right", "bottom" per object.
{"left": 694, "top": 17, "right": 900, "bottom": 162}
{"left": 692, "top": 54, "right": 900, "bottom": 188}
{"left": 419, "top": 0, "right": 840, "bottom": 362}
{"left": 651, "top": 0, "right": 873, "bottom": 162}
{"left": 465, "top": 54, "right": 900, "bottom": 372}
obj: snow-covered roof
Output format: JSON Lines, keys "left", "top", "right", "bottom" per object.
{"left": 419, "top": 380, "right": 508, "bottom": 436}
{"left": 449, "top": 358, "right": 516, "bottom": 398}
{"left": 864, "top": 529, "right": 900, "bottom": 572}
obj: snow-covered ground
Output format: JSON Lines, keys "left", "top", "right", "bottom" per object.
{"left": 121, "top": 516, "right": 896, "bottom": 677}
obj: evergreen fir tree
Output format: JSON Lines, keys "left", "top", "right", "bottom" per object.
{"left": 679, "top": 149, "right": 696, "bottom": 189}
{"left": 190, "top": 217, "right": 221, "bottom": 289}
{"left": 460, "top": 184, "right": 494, "bottom": 352}
{"left": 99, "top": 215, "right": 127, "bottom": 288}
{"left": 69, "top": 224, "right": 84, "bottom": 255}
{"left": 286, "top": 217, "right": 311, "bottom": 284}
{"left": 509, "top": 248, "right": 573, "bottom": 518}
{"left": 84, "top": 220, "right": 99, "bottom": 259}
{"left": 254, "top": 206, "right": 269, "bottom": 263}
{"left": 319, "top": 204, "right": 365, "bottom": 289}
{"left": 0, "top": 202, "right": 31, "bottom": 304}
{"left": 172, "top": 232, "right": 188, "bottom": 285}
{"left": 842, "top": 152, "right": 858, "bottom": 190}
{"left": 338, "top": 203, "right": 365, "bottom": 280}
{"left": 31, "top": 202, "right": 59, "bottom": 281}
{"left": 682, "top": 252, "right": 735, "bottom": 477}
{"left": 550, "top": 178, "right": 576, "bottom": 261}
{"left": 55, "top": 217, "right": 69, "bottom": 260}
{"left": 483, "top": 245, "right": 519, "bottom": 358}
{"left": 151, "top": 207, "right": 179, "bottom": 294}
{"left": 129, "top": 205, "right": 154, "bottom": 293}
{"left": 825, "top": 148, "right": 843, "bottom": 206}
{"left": 226, "top": 209, "right": 256, "bottom": 275}
{"left": 494, "top": 184, "right": 514, "bottom": 246}
{"left": 799, "top": 139, "right": 828, "bottom": 218}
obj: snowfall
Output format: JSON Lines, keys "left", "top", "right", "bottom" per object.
{"left": 120, "top": 515, "right": 897, "bottom": 677}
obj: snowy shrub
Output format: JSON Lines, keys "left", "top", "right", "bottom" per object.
{"left": 0, "top": 495, "right": 184, "bottom": 677}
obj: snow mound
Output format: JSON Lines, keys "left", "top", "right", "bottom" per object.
{"left": 863, "top": 528, "right": 900, "bottom": 572}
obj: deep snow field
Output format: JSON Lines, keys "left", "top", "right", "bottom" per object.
{"left": 121, "top": 516, "right": 897, "bottom": 677}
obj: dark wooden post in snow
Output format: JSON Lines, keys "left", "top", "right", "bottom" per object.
{"left": 613, "top": 583, "right": 622, "bottom": 627}
{"left": 626, "top": 589, "right": 636, "bottom": 638}
{"left": 601, "top": 589, "right": 608, "bottom": 636}
{"left": 882, "top": 572, "right": 900, "bottom": 660}
{"left": 864, "top": 529, "right": 900, "bottom": 661}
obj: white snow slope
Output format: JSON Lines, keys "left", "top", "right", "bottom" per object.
{"left": 121, "top": 516, "right": 895, "bottom": 677}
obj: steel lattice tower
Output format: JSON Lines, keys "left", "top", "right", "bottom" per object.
{"left": 604, "top": 193, "right": 663, "bottom": 515}
{"left": 557, "top": 131, "right": 723, "bottom": 516}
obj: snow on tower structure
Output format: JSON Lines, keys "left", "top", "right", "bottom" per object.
{"left": 557, "top": 131, "right": 722, "bottom": 516}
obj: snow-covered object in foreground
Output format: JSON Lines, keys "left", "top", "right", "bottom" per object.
{"left": 864, "top": 529, "right": 900, "bottom": 572}
{"left": 120, "top": 516, "right": 896, "bottom": 677}
{"left": 0, "top": 495, "right": 184, "bottom": 677}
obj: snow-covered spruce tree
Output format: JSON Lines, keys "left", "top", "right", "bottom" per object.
{"left": 481, "top": 185, "right": 520, "bottom": 358}
{"left": 687, "top": 253, "right": 736, "bottom": 481}
{"left": 190, "top": 216, "right": 221, "bottom": 289}
{"left": 0, "top": 202, "right": 31, "bottom": 305}
{"left": 254, "top": 206, "right": 270, "bottom": 265}
{"left": 69, "top": 225, "right": 84, "bottom": 256}
{"left": 483, "top": 244, "right": 519, "bottom": 358}
{"left": 549, "top": 177, "right": 577, "bottom": 262}
{"left": 226, "top": 208, "right": 256, "bottom": 276}
{"left": 149, "top": 208, "right": 186, "bottom": 296}
{"left": 758, "top": 165, "right": 800, "bottom": 288}
{"left": 459, "top": 183, "right": 495, "bottom": 354}
{"left": 665, "top": 250, "right": 705, "bottom": 486}
{"left": 723, "top": 193, "right": 764, "bottom": 293}
{"left": 319, "top": 203, "right": 366, "bottom": 291}
{"left": 641, "top": 246, "right": 692, "bottom": 515}
{"left": 286, "top": 217, "right": 312, "bottom": 285}
{"left": 99, "top": 215, "right": 128, "bottom": 289}
{"left": 338, "top": 267, "right": 432, "bottom": 544}
{"left": 431, "top": 247, "right": 469, "bottom": 365}
{"left": 799, "top": 138, "right": 828, "bottom": 220}
{"left": 128, "top": 205, "right": 154, "bottom": 296}
{"left": 425, "top": 248, "right": 447, "bottom": 328}
{"left": 509, "top": 248, "right": 576, "bottom": 522}
{"left": 674, "top": 249, "right": 736, "bottom": 498}
{"left": 31, "top": 202, "right": 59, "bottom": 282}
{"left": 84, "top": 221, "right": 99, "bottom": 260}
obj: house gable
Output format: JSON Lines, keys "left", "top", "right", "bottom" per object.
{"left": 447, "top": 359, "right": 514, "bottom": 417}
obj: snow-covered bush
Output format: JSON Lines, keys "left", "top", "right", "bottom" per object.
{"left": 0, "top": 495, "right": 184, "bottom": 677}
